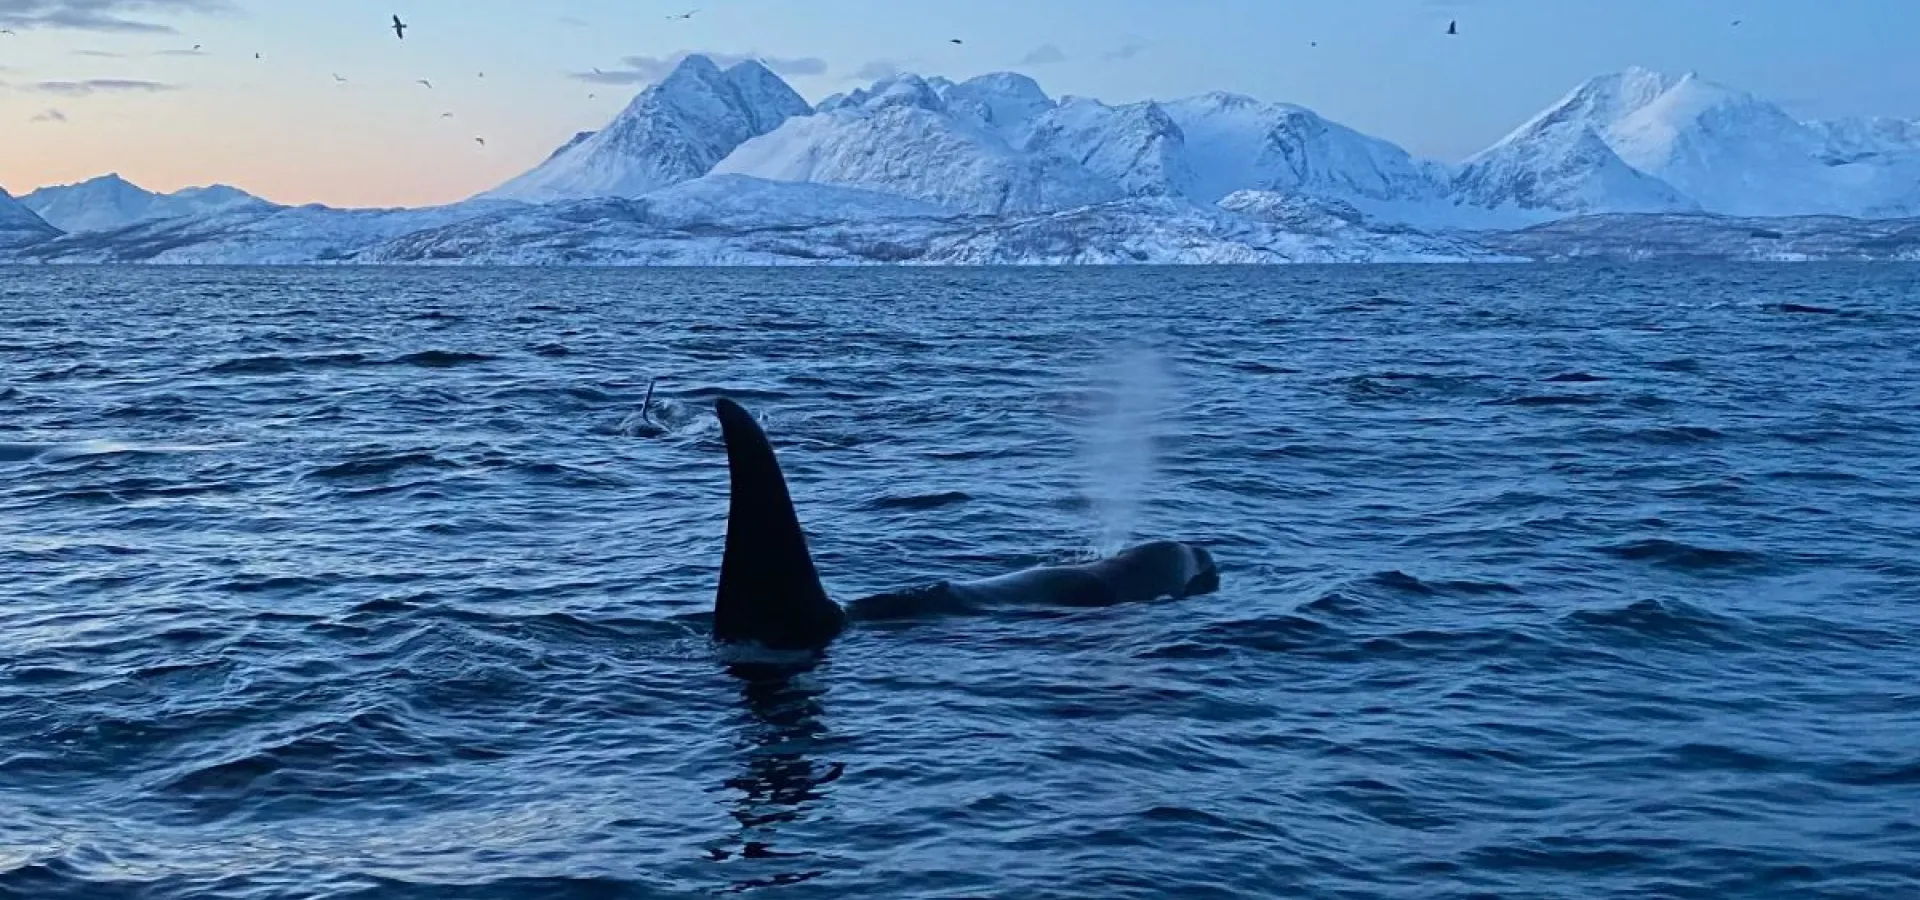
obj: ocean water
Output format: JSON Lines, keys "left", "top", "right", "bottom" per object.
{"left": 1, "top": 265, "right": 1917, "bottom": 899}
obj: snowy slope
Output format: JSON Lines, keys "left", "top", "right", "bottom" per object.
{"left": 22, "top": 173, "right": 273, "bottom": 234}
{"left": 483, "top": 55, "right": 810, "bottom": 202}
{"left": 640, "top": 174, "right": 950, "bottom": 226}
{"left": 1480, "top": 68, "right": 1920, "bottom": 218}
{"left": 12, "top": 203, "right": 491, "bottom": 264}
{"left": 0, "top": 186, "right": 61, "bottom": 245}
{"left": 1454, "top": 115, "right": 1697, "bottom": 215}
{"left": 352, "top": 194, "right": 1495, "bottom": 266}
{"left": 938, "top": 73, "right": 1056, "bottom": 144}
{"left": 1161, "top": 93, "right": 1451, "bottom": 209}
{"left": 1026, "top": 98, "right": 1196, "bottom": 198}
{"left": 715, "top": 74, "right": 1121, "bottom": 215}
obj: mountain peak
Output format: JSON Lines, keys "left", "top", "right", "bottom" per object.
{"left": 20, "top": 173, "right": 268, "bottom": 233}
{"left": 0, "top": 185, "right": 61, "bottom": 242}
{"left": 663, "top": 53, "right": 724, "bottom": 83}
{"left": 482, "top": 53, "right": 811, "bottom": 203}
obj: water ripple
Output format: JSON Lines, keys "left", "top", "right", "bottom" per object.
{"left": 2, "top": 265, "right": 1919, "bottom": 899}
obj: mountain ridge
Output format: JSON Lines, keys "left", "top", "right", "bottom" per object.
{"left": 21, "top": 173, "right": 273, "bottom": 235}
{"left": 12, "top": 58, "right": 1920, "bottom": 263}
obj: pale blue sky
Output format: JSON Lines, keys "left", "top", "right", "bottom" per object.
{"left": 4, "top": 0, "right": 1918, "bottom": 207}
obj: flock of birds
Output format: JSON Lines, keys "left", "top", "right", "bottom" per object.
{"left": 375, "top": 12, "right": 680, "bottom": 149}
{"left": 13, "top": 10, "right": 1759, "bottom": 142}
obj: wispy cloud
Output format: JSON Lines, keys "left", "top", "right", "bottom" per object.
{"left": 73, "top": 44, "right": 201, "bottom": 58}
{"left": 1017, "top": 44, "right": 1066, "bottom": 66}
{"left": 30, "top": 77, "right": 175, "bottom": 96}
{"left": 30, "top": 107, "right": 67, "bottom": 122}
{"left": 571, "top": 51, "right": 828, "bottom": 85}
{"left": 851, "top": 59, "right": 905, "bottom": 82}
{"left": 0, "top": 0, "right": 232, "bottom": 34}
{"left": 1104, "top": 42, "right": 1148, "bottom": 62}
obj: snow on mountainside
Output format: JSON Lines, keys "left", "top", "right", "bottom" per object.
{"left": 16, "top": 60, "right": 1920, "bottom": 266}
{"left": 1026, "top": 98, "right": 1196, "bottom": 198}
{"left": 355, "top": 194, "right": 1495, "bottom": 266}
{"left": 12, "top": 202, "right": 497, "bottom": 264}
{"left": 1489, "top": 68, "right": 1920, "bottom": 217}
{"left": 716, "top": 74, "right": 1122, "bottom": 215}
{"left": 1161, "top": 93, "right": 1451, "bottom": 209}
{"left": 483, "top": 56, "right": 810, "bottom": 202}
{"left": 22, "top": 173, "right": 272, "bottom": 234}
{"left": 0, "top": 186, "right": 61, "bottom": 245}
{"left": 1454, "top": 116, "right": 1697, "bottom": 216}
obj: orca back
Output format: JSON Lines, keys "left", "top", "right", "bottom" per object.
{"left": 713, "top": 398, "right": 847, "bottom": 649}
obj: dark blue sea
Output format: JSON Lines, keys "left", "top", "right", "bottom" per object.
{"left": 2, "top": 266, "right": 1917, "bottom": 899}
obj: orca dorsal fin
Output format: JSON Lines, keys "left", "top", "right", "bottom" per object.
{"left": 713, "top": 398, "right": 847, "bottom": 649}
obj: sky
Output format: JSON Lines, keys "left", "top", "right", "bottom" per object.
{"left": 3, "top": 0, "right": 1920, "bottom": 208}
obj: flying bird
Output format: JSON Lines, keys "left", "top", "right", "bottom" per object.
{"left": 441, "top": 111, "right": 453, "bottom": 118}
{"left": 333, "top": 73, "right": 348, "bottom": 83}
{"left": 391, "top": 14, "right": 407, "bottom": 40}
{"left": 950, "top": 38, "right": 964, "bottom": 45}
{"left": 1732, "top": 19, "right": 1743, "bottom": 26}
{"left": 192, "top": 43, "right": 202, "bottom": 51}
{"left": 474, "top": 136, "right": 486, "bottom": 147}
{"left": 1446, "top": 20, "right": 1457, "bottom": 35}
{"left": 416, "top": 78, "right": 433, "bottom": 89}
{"left": 667, "top": 10, "right": 697, "bottom": 19}
{"left": 1, "top": 29, "right": 16, "bottom": 36}
{"left": 588, "top": 92, "right": 597, "bottom": 99}
{"left": 254, "top": 52, "right": 261, "bottom": 59}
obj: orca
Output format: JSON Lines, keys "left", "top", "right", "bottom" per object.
{"left": 712, "top": 398, "right": 1219, "bottom": 650}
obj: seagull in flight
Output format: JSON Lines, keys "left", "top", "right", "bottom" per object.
{"left": 440, "top": 111, "right": 454, "bottom": 118}
{"left": 1446, "top": 20, "right": 1458, "bottom": 35}
{"left": 391, "top": 14, "right": 407, "bottom": 40}
{"left": 949, "top": 38, "right": 963, "bottom": 45}
{"left": 473, "top": 136, "right": 486, "bottom": 147}
{"left": 667, "top": 9, "right": 697, "bottom": 20}
{"left": 333, "top": 73, "right": 348, "bottom": 83}
{"left": 416, "top": 78, "right": 433, "bottom": 89}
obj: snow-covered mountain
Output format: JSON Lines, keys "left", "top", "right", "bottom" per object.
{"left": 483, "top": 57, "right": 1920, "bottom": 230}
{"left": 22, "top": 173, "right": 273, "bottom": 234}
{"left": 15, "top": 59, "right": 1920, "bottom": 266}
{"left": 1475, "top": 67, "right": 1920, "bottom": 218}
{"left": 482, "top": 56, "right": 811, "bottom": 202}
{"left": 0, "top": 186, "right": 61, "bottom": 245}
{"left": 1454, "top": 115, "right": 1698, "bottom": 216}
{"left": 716, "top": 73, "right": 1123, "bottom": 215}
{"left": 13, "top": 201, "right": 513, "bottom": 265}
{"left": 1161, "top": 93, "right": 1452, "bottom": 212}
{"left": 1026, "top": 97, "right": 1196, "bottom": 198}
